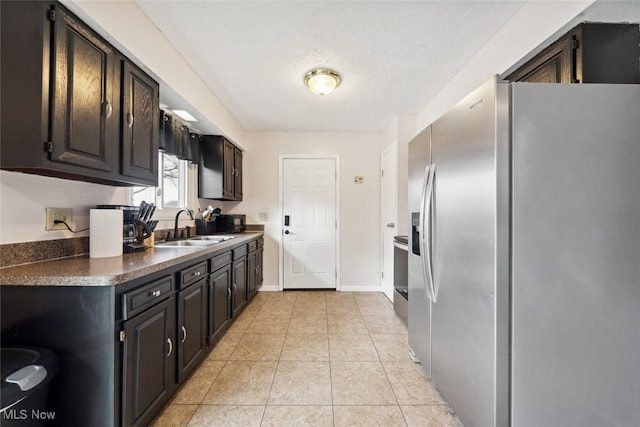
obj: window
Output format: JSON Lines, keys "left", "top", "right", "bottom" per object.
{"left": 131, "top": 153, "right": 188, "bottom": 209}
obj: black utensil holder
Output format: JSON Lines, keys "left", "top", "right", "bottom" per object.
{"left": 195, "top": 218, "right": 217, "bottom": 235}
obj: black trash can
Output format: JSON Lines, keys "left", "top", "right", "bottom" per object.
{"left": 0, "top": 347, "right": 58, "bottom": 426}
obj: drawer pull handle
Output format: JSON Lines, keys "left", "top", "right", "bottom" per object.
{"left": 181, "top": 326, "right": 187, "bottom": 343}
{"left": 167, "top": 338, "right": 173, "bottom": 357}
{"left": 151, "top": 290, "right": 161, "bottom": 297}
{"left": 192, "top": 271, "right": 201, "bottom": 277}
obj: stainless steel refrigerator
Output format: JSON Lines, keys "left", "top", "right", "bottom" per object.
{"left": 408, "top": 76, "right": 640, "bottom": 427}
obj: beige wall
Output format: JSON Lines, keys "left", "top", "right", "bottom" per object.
{"left": 0, "top": 171, "right": 129, "bottom": 244}
{"left": 232, "top": 131, "right": 384, "bottom": 290}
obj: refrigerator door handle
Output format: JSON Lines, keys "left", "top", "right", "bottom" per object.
{"left": 419, "top": 164, "right": 436, "bottom": 302}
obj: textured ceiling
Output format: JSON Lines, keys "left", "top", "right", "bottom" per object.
{"left": 137, "top": 1, "right": 526, "bottom": 133}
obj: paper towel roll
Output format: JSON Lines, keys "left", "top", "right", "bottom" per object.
{"left": 90, "top": 209, "right": 123, "bottom": 258}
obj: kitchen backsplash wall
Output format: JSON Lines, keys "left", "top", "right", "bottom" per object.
{"left": 0, "top": 170, "right": 129, "bottom": 245}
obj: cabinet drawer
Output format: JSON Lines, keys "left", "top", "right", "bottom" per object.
{"left": 257, "top": 238, "right": 264, "bottom": 249}
{"left": 179, "top": 261, "right": 208, "bottom": 289}
{"left": 123, "top": 275, "right": 174, "bottom": 320}
{"left": 210, "top": 251, "right": 232, "bottom": 272}
{"left": 248, "top": 240, "right": 257, "bottom": 252}
{"left": 233, "top": 245, "right": 247, "bottom": 259}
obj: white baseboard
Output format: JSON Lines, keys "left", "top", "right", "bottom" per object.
{"left": 259, "top": 285, "right": 383, "bottom": 293}
{"left": 339, "top": 285, "right": 383, "bottom": 292}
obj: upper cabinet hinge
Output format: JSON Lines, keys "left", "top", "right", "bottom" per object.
{"left": 45, "top": 141, "right": 53, "bottom": 153}
{"left": 48, "top": 9, "right": 56, "bottom": 21}
{"left": 119, "top": 330, "right": 126, "bottom": 342}
{"left": 571, "top": 38, "right": 579, "bottom": 50}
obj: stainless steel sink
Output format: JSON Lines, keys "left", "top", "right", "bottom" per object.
{"left": 189, "top": 235, "right": 236, "bottom": 241}
{"left": 155, "top": 240, "right": 220, "bottom": 248}
{"left": 155, "top": 235, "right": 236, "bottom": 248}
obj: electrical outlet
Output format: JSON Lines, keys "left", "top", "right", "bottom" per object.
{"left": 259, "top": 212, "right": 268, "bottom": 221}
{"left": 45, "top": 208, "right": 73, "bottom": 231}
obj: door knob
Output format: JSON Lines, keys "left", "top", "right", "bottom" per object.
{"left": 284, "top": 230, "right": 290, "bottom": 235}
{"left": 386, "top": 222, "right": 396, "bottom": 228}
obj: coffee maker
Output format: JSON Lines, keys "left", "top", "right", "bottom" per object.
{"left": 96, "top": 205, "right": 152, "bottom": 253}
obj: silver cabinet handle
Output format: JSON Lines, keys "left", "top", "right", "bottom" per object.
{"left": 181, "top": 326, "right": 187, "bottom": 343}
{"left": 127, "top": 112, "right": 134, "bottom": 128}
{"left": 151, "top": 290, "right": 161, "bottom": 297}
{"left": 192, "top": 271, "right": 201, "bottom": 277}
{"left": 233, "top": 283, "right": 237, "bottom": 295}
{"left": 227, "top": 288, "right": 231, "bottom": 301}
{"left": 386, "top": 222, "right": 396, "bottom": 228}
{"left": 104, "top": 101, "right": 113, "bottom": 119}
{"left": 166, "top": 338, "right": 173, "bottom": 357}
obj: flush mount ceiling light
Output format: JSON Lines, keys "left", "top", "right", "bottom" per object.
{"left": 304, "top": 68, "right": 341, "bottom": 96}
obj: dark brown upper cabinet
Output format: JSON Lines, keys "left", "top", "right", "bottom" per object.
{"left": 506, "top": 23, "right": 640, "bottom": 84}
{"left": 121, "top": 59, "right": 159, "bottom": 185}
{"left": 199, "top": 135, "right": 244, "bottom": 201}
{"left": 0, "top": 1, "right": 159, "bottom": 186}
{"left": 51, "top": 5, "right": 118, "bottom": 174}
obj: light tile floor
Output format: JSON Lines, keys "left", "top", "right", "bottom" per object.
{"left": 152, "top": 291, "right": 462, "bottom": 427}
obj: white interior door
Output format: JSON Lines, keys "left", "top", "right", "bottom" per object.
{"left": 381, "top": 144, "right": 398, "bottom": 301}
{"left": 282, "top": 157, "right": 337, "bottom": 289}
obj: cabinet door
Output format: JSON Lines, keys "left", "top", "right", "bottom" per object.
{"left": 222, "top": 139, "right": 235, "bottom": 199}
{"left": 247, "top": 251, "right": 257, "bottom": 300}
{"left": 122, "top": 296, "right": 175, "bottom": 427}
{"left": 232, "top": 257, "right": 247, "bottom": 318}
{"left": 51, "top": 6, "right": 117, "bottom": 173}
{"left": 507, "top": 38, "right": 573, "bottom": 83}
{"left": 121, "top": 59, "right": 159, "bottom": 185}
{"left": 177, "top": 279, "right": 207, "bottom": 382}
{"left": 208, "top": 264, "right": 231, "bottom": 345}
{"left": 257, "top": 247, "right": 264, "bottom": 286}
{"left": 234, "top": 147, "right": 243, "bottom": 200}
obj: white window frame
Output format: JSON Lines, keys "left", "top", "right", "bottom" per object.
{"left": 129, "top": 152, "right": 198, "bottom": 221}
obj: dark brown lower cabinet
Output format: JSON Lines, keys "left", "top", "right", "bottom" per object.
{"left": 247, "top": 242, "right": 264, "bottom": 301}
{"left": 247, "top": 250, "right": 257, "bottom": 300}
{"left": 208, "top": 263, "right": 232, "bottom": 345}
{"left": 256, "top": 247, "right": 264, "bottom": 287}
{"left": 177, "top": 278, "right": 207, "bottom": 383}
{"left": 232, "top": 256, "right": 247, "bottom": 318}
{"left": 122, "top": 296, "right": 176, "bottom": 427}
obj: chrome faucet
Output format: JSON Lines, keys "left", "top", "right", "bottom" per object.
{"left": 173, "top": 208, "right": 194, "bottom": 240}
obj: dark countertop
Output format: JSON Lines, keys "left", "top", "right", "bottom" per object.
{"left": 0, "top": 232, "right": 263, "bottom": 287}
